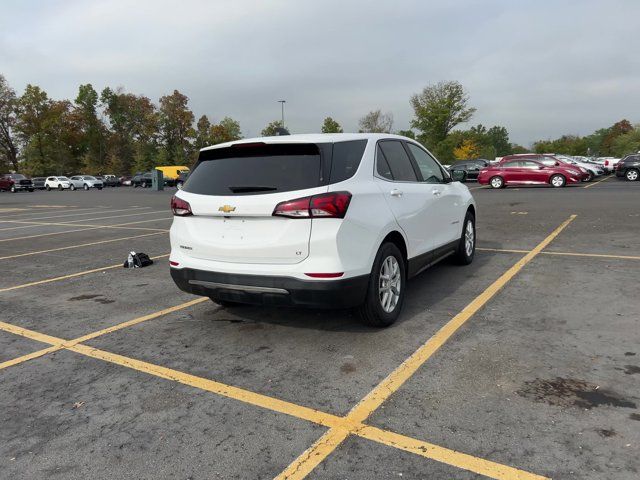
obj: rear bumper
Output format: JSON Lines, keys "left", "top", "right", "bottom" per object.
{"left": 170, "top": 267, "right": 369, "bottom": 309}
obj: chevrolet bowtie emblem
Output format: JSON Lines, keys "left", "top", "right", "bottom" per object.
{"left": 218, "top": 205, "right": 236, "bottom": 213}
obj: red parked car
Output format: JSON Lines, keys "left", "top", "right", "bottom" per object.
{"left": 0, "top": 173, "right": 34, "bottom": 192}
{"left": 478, "top": 155, "right": 584, "bottom": 189}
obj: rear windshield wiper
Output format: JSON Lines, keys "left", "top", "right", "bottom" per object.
{"left": 228, "top": 185, "right": 278, "bottom": 193}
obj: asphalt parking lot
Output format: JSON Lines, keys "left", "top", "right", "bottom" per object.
{"left": 1, "top": 177, "right": 638, "bottom": 480}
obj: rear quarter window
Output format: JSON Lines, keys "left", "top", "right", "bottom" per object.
{"left": 329, "top": 140, "right": 367, "bottom": 183}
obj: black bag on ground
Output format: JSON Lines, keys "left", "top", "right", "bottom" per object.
{"left": 123, "top": 251, "right": 154, "bottom": 268}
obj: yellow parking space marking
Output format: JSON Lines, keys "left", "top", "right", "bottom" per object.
{"left": 0, "top": 253, "right": 170, "bottom": 292}
{"left": 70, "top": 298, "right": 209, "bottom": 345}
{"left": 0, "top": 299, "right": 550, "bottom": 480}
{"left": 468, "top": 185, "right": 487, "bottom": 190}
{"left": 0, "top": 231, "right": 167, "bottom": 261}
{"left": 0, "top": 346, "right": 64, "bottom": 371}
{"left": 357, "top": 425, "right": 548, "bottom": 480}
{"left": 0, "top": 219, "right": 168, "bottom": 233}
{"left": 276, "top": 215, "right": 575, "bottom": 478}
{"left": 477, "top": 247, "right": 640, "bottom": 261}
{"left": 583, "top": 175, "right": 611, "bottom": 188}
{"left": 0, "top": 205, "right": 104, "bottom": 218}
{"left": 0, "top": 216, "right": 171, "bottom": 242}
{"left": 0, "top": 208, "right": 27, "bottom": 213}
{"left": 0, "top": 209, "right": 168, "bottom": 232}
{"left": 275, "top": 429, "right": 351, "bottom": 480}
{"left": 0, "top": 206, "right": 150, "bottom": 222}
{"left": 0, "top": 298, "right": 207, "bottom": 371}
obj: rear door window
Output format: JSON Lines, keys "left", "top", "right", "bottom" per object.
{"left": 185, "top": 143, "right": 322, "bottom": 196}
{"left": 377, "top": 141, "right": 418, "bottom": 182}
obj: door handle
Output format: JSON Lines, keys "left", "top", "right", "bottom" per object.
{"left": 390, "top": 189, "right": 403, "bottom": 197}
{"left": 432, "top": 189, "right": 441, "bottom": 196}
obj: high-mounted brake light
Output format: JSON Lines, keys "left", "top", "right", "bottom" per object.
{"left": 171, "top": 195, "right": 192, "bottom": 216}
{"left": 273, "top": 192, "right": 351, "bottom": 219}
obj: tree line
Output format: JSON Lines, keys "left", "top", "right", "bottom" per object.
{"left": 1, "top": 73, "right": 638, "bottom": 176}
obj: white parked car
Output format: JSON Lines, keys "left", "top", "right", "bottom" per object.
{"left": 553, "top": 155, "right": 604, "bottom": 180}
{"left": 169, "top": 133, "right": 476, "bottom": 327}
{"left": 69, "top": 175, "right": 103, "bottom": 190}
{"left": 593, "top": 157, "right": 621, "bottom": 173}
{"left": 45, "top": 176, "right": 72, "bottom": 190}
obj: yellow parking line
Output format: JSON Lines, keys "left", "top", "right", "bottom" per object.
{"left": 0, "top": 346, "right": 64, "bottom": 371}
{"left": 0, "top": 219, "right": 168, "bottom": 233}
{"left": 0, "top": 205, "right": 101, "bottom": 217}
{"left": 0, "top": 305, "right": 549, "bottom": 480}
{"left": 0, "top": 216, "right": 171, "bottom": 242}
{"left": 276, "top": 215, "right": 576, "bottom": 479}
{"left": 468, "top": 185, "right": 487, "bottom": 190}
{"left": 357, "top": 425, "right": 548, "bottom": 480}
{"left": 0, "top": 206, "right": 151, "bottom": 222}
{"left": 0, "top": 231, "right": 167, "bottom": 261}
{"left": 478, "top": 247, "right": 640, "bottom": 261}
{"left": 0, "top": 253, "right": 170, "bottom": 293}
{"left": 583, "top": 175, "right": 611, "bottom": 189}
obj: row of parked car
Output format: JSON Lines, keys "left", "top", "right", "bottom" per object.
{"left": 447, "top": 153, "right": 640, "bottom": 188}
{"left": 0, "top": 170, "right": 191, "bottom": 193}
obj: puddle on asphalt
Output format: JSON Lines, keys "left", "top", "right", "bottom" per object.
{"left": 67, "top": 294, "right": 115, "bottom": 304}
{"left": 518, "top": 377, "right": 637, "bottom": 409}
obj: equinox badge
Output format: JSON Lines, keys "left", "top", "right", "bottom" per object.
{"left": 218, "top": 205, "right": 236, "bottom": 213}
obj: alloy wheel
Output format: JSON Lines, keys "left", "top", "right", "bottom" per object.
{"left": 465, "top": 220, "right": 475, "bottom": 257}
{"left": 379, "top": 255, "right": 401, "bottom": 313}
{"left": 626, "top": 169, "right": 638, "bottom": 181}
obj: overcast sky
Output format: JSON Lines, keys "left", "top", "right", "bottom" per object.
{"left": 1, "top": 0, "right": 639, "bottom": 145}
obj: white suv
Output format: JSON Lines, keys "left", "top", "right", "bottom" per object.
{"left": 169, "top": 133, "right": 476, "bottom": 327}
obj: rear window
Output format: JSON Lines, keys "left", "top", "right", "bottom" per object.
{"left": 187, "top": 142, "right": 342, "bottom": 196}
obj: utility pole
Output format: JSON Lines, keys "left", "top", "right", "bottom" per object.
{"left": 278, "top": 100, "right": 286, "bottom": 128}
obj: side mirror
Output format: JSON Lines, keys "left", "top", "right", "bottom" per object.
{"left": 539, "top": 166, "right": 545, "bottom": 170}
{"left": 450, "top": 169, "right": 466, "bottom": 182}
{"left": 555, "top": 161, "right": 560, "bottom": 166}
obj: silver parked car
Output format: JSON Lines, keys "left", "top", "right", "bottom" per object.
{"left": 69, "top": 175, "right": 104, "bottom": 190}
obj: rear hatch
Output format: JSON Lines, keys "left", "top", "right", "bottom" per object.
{"left": 176, "top": 142, "right": 327, "bottom": 265}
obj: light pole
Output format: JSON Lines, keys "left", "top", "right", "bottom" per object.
{"left": 278, "top": 100, "right": 286, "bottom": 128}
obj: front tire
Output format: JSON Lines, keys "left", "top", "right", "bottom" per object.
{"left": 58, "top": 184, "right": 63, "bottom": 191}
{"left": 490, "top": 176, "right": 504, "bottom": 189}
{"left": 357, "top": 242, "right": 405, "bottom": 328}
{"left": 626, "top": 168, "right": 639, "bottom": 181}
{"left": 10, "top": 185, "right": 16, "bottom": 193}
{"left": 453, "top": 211, "right": 475, "bottom": 265}
{"left": 550, "top": 174, "right": 566, "bottom": 187}
{"left": 46, "top": 185, "right": 51, "bottom": 191}
{"left": 83, "top": 184, "right": 89, "bottom": 190}
{"left": 70, "top": 184, "right": 76, "bottom": 191}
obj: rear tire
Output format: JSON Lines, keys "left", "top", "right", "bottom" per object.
{"left": 357, "top": 242, "right": 405, "bottom": 328}
{"left": 453, "top": 211, "right": 475, "bottom": 265}
{"left": 626, "top": 168, "right": 639, "bottom": 181}
{"left": 70, "top": 184, "right": 76, "bottom": 191}
{"left": 58, "top": 184, "right": 63, "bottom": 191}
{"left": 83, "top": 184, "right": 89, "bottom": 190}
{"left": 490, "top": 176, "right": 504, "bottom": 189}
{"left": 28, "top": 188, "right": 34, "bottom": 192}
{"left": 46, "top": 185, "right": 51, "bottom": 191}
{"left": 550, "top": 174, "right": 566, "bottom": 187}
{"left": 10, "top": 185, "right": 16, "bottom": 193}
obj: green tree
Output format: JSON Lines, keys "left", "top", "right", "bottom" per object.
{"left": 396, "top": 129, "right": 416, "bottom": 139}
{"left": 194, "top": 114, "right": 212, "bottom": 150}
{"left": 410, "top": 81, "right": 476, "bottom": 148}
{"left": 486, "top": 126, "right": 512, "bottom": 156}
{"left": 158, "top": 89, "right": 195, "bottom": 165}
{"left": 100, "top": 87, "right": 159, "bottom": 174}
{"left": 261, "top": 120, "right": 284, "bottom": 136}
{"left": 210, "top": 116, "right": 242, "bottom": 145}
{"left": 75, "top": 84, "right": 105, "bottom": 173}
{"left": 358, "top": 110, "right": 393, "bottom": 133}
{"left": 321, "top": 117, "right": 343, "bottom": 133}
{"left": 611, "top": 124, "right": 640, "bottom": 157}
{"left": 0, "top": 74, "right": 19, "bottom": 171}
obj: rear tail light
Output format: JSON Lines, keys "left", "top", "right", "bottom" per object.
{"left": 171, "top": 195, "right": 192, "bottom": 216}
{"left": 605, "top": 160, "right": 609, "bottom": 166}
{"left": 273, "top": 191, "right": 351, "bottom": 219}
